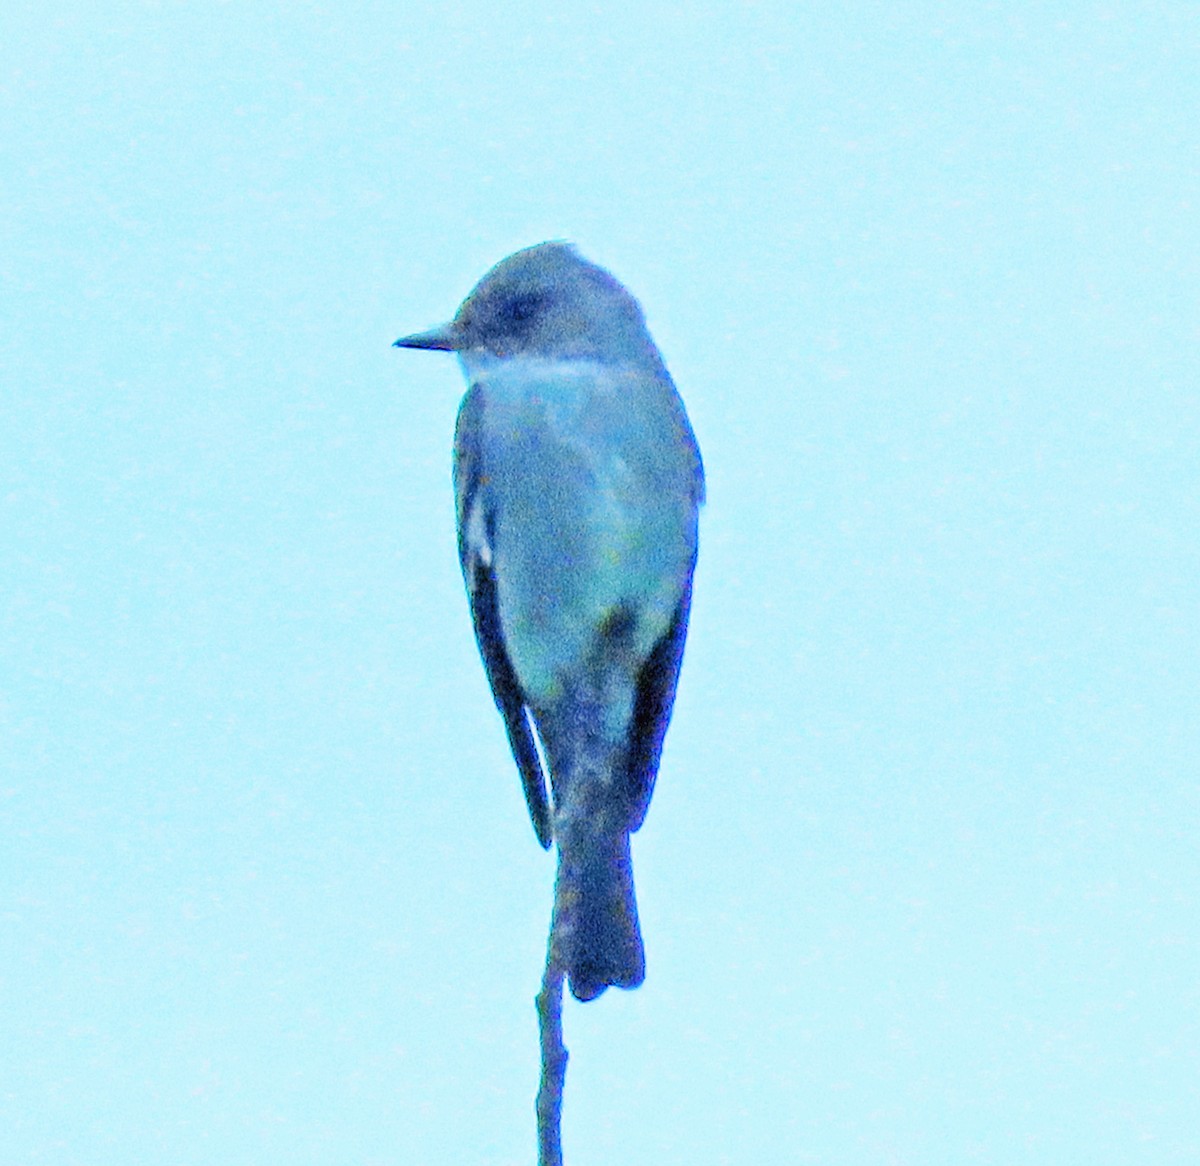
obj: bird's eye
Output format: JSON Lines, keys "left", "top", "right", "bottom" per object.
{"left": 507, "top": 293, "right": 545, "bottom": 324}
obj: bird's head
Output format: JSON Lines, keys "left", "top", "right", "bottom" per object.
{"left": 394, "top": 242, "right": 660, "bottom": 368}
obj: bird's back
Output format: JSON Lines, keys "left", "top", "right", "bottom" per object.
{"left": 459, "top": 355, "right": 700, "bottom": 714}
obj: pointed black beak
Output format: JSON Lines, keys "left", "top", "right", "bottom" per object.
{"left": 393, "top": 323, "right": 460, "bottom": 351}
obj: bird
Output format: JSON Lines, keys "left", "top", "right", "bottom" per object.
{"left": 394, "top": 243, "right": 703, "bottom": 1002}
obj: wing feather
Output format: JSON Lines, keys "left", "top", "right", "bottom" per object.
{"left": 455, "top": 387, "right": 553, "bottom": 848}
{"left": 623, "top": 575, "right": 694, "bottom": 832}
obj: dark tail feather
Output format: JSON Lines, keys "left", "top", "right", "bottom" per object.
{"left": 559, "top": 830, "right": 645, "bottom": 1003}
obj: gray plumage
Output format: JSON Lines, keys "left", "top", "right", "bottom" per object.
{"left": 395, "top": 243, "right": 703, "bottom": 1001}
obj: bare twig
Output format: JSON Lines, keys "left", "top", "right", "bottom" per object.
{"left": 535, "top": 689, "right": 625, "bottom": 1164}
{"left": 536, "top": 886, "right": 568, "bottom": 1166}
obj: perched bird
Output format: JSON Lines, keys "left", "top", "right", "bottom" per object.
{"left": 395, "top": 243, "right": 703, "bottom": 1001}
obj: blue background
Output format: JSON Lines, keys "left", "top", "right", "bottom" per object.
{"left": 3, "top": 3, "right": 1197, "bottom": 1162}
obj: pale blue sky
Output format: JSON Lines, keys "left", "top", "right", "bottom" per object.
{"left": 3, "top": 3, "right": 1198, "bottom": 1163}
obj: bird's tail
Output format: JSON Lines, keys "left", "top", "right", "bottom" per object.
{"left": 557, "top": 828, "right": 645, "bottom": 1003}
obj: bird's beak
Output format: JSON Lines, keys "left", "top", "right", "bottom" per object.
{"left": 393, "top": 322, "right": 460, "bottom": 351}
